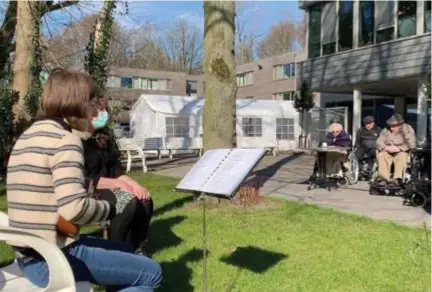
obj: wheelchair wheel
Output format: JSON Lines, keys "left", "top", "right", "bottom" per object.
{"left": 411, "top": 192, "right": 428, "bottom": 208}
{"left": 337, "top": 177, "right": 349, "bottom": 188}
{"left": 347, "top": 152, "right": 359, "bottom": 185}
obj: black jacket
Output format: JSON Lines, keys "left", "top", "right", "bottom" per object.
{"left": 83, "top": 137, "right": 124, "bottom": 187}
{"left": 355, "top": 125, "right": 381, "bottom": 149}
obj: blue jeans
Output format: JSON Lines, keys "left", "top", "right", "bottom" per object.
{"left": 16, "top": 236, "right": 162, "bottom": 292}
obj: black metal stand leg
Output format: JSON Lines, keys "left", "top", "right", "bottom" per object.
{"left": 202, "top": 196, "right": 207, "bottom": 292}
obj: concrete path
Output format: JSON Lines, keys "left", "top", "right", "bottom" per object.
{"left": 144, "top": 153, "right": 431, "bottom": 228}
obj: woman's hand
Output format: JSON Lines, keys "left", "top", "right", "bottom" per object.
{"left": 118, "top": 176, "right": 151, "bottom": 201}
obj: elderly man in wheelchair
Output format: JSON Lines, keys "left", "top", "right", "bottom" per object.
{"left": 309, "top": 123, "right": 358, "bottom": 189}
{"left": 370, "top": 114, "right": 417, "bottom": 194}
{"left": 354, "top": 116, "right": 381, "bottom": 180}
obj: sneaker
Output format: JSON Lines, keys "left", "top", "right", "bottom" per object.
{"left": 377, "top": 180, "right": 387, "bottom": 187}
{"left": 136, "top": 240, "right": 151, "bottom": 258}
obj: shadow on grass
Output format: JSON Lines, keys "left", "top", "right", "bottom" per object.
{"left": 148, "top": 215, "right": 186, "bottom": 255}
{"left": 220, "top": 246, "right": 287, "bottom": 274}
{"left": 158, "top": 248, "right": 204, "bottom": 292}
{"left": 153, "top": 195, "right": 196, "bottom": 217}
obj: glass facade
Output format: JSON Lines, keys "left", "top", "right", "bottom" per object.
{"left": 308, "top": 5, "right": 322, "bottom": 58}
{"left": 338, "top": 1, "right": 353, "bottom": 51}
{"left": 359, "top": 1, "right": 375, "bottom": 46}
{"left": 397, "top": 1, "right": 417, "bottom": 38}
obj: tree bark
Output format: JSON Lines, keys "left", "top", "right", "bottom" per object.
{"left": 203, "top": 1, "right": 236, "bottom": 150}
{"left": 12, "top": 1, "right": 37, "bottom": 122}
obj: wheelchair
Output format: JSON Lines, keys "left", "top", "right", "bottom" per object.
{"left": 403, "top": 148, "right": 431, "bottom": 208}
{"left": 369, "top": 149, "right": 431, "bottom": 208}
{"left": 355, "top": 150, "right": 375, "bottom": 181}
{"left": 308, "top": 148, "right": 359, "bottom": 191}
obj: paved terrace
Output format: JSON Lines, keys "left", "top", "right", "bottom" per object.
{"left": 142, "top": 152, "right": 431, "bottom": 228}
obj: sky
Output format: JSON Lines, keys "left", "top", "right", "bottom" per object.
{"left": 44, "top": 1, "right": 304, "bottom": 37}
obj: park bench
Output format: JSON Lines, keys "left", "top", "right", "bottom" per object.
{"left": 165, "top": 137, "right": 203, "bottom": 159}
{"left": 142, "top": 137, "right": 166, "bottom": 159}
{"left": 0, "top": 212, "right": 93, "bottom": 292}
{"left": 117, "top": 138, "right": 147, "bottom": 173}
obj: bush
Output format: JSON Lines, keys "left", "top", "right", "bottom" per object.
{"left": 0, "top": 89, "right": 19, "bottom": 179}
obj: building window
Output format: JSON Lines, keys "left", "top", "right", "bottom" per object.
{"left": 165, "top": 117, "right": 190, "bottom": 138}
{"left": 322, "top": 1, "right": 337, "bottom": 55}
{"left": 273, "top": 91, "right": 296, "bottom": 101}
{"left": 131, "top": 78, "right": 172, "bottom": 90}
{"left": 425, "top": 1, "right": 431, "bottom": 33}
{"left": 236, "top": 72, "right": 253, "bottom": 87}
{"left": 376, "top": 1, "right": 395, "bottom": 43}
{"left": 273, "top": 63, "right": 295, "bottom": 80}
{"left": 242, "top": 117, "right": 262, "bottom": 137}
{"left": 107, "top": 76, "right": 120, "bottom": 88}
{"left": 120, "top": 77, "right": 133, "bottom": 88}
{"left": 186, "top": 80, "right": 197, "bottom": 96}
{"left": 276, "top": 118, "right": 295, "bottom": 140}
{"left": 338, "top": 1, "right": 353, "bottom": 51}
{"left": 308, "top": 5, "right": 321, "bottom": 58}
{"left": 359, "top": 1, "right": 375, "bottom": 46}
{"left": 397, "top": 1, "right": 417, "bottom": 38}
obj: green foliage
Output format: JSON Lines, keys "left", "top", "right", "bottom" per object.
{"left": 85, "top": 0, "right": 117, "bottom": 96}
{"left": 25, "top": 4, "right": 43, "bottom": 118}
{"left": 0, "top": 89, "right": 19, "bottom": 177}
{"left": 294, "top": 81, "right": 315, "bottom": 113}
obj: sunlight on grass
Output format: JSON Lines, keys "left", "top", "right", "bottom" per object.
{"left": 0, "top": 173, "right": 430, "bottom": 292}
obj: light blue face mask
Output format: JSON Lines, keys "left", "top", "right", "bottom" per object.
{"left": 92, "top": 111, "right": 109, "bottom": 129}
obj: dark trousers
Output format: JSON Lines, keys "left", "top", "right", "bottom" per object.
{"left": 98, "top": 190, "right": 154, "bottom": 250}
{"left": 355, "top": 146, "right": 376, "bottom": 171}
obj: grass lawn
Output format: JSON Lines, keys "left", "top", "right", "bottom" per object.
{"left": 0, "top": 174, "right": 430, "bottom": 292}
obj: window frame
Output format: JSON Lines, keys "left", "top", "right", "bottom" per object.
{"left": 308, "top": 4, "right": 322, "bottom": 58}
{"left": 276, "top": 118, "right": 295, "bottom": 140}
{"left": 165, "top": 117, "right": 190, "bottom": 138}
{"left": 242, "top": 117, "right": 262, "bottom": 137}
{"left": 236, "top": 72, "right": 253, "bottom": 87}
{"left": 120, "top": 77, "right": 133, "bottom": 89}
{"left": 359, "top": 0, "right": 375, "bottom": 47}
{"left": 273, "top": 63, "right": 296, "bottom": 80}
{"left": 338, "top": 0, "right": 353, "bottom": 52}
{"left": 397, "top": 0, "right": 417, "bottom": 39}
{"left": 425, "top": 1, "right": 431, "bottom": 33}
{"left": 273, "top": 91, "right": 296, "bottom": 101}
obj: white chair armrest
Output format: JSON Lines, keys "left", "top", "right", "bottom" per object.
{"left": 0, "top": 226, "right": 76, "bottom": 292}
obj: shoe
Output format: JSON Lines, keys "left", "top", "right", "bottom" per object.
{"left": 377, "top": 180, "right": 387, "bottom": 187}
{"left": 388, "top": 180, "right": 400, "bottom": 188}
{"left": 136, "top": 240, "right": 152, "bottom": 258}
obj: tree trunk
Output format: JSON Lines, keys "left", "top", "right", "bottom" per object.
{"left": 12, "top": 1, "right": 37, "bottom": 123}
{"left": 203, "top": 1, "right": 236, "bottom": 150}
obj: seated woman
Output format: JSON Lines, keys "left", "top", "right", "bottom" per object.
{"left": 82, "top": 120, "right": 154, "bottom": 255}
{"left": 6, "top": 68, "right": 161, "bottom": 290}
{"left": 324, "top": 123, "right": 352, "bottom": 176}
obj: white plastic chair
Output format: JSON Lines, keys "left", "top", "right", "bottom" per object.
{"left": 117, "top": 138, "right": 147, "bottom": 173}
{"left": 0, "top": 212, "right": 93, "bottom": 292}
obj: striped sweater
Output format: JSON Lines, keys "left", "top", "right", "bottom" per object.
{"left": 7, "top": 119, "right": 111, "bottom": 247}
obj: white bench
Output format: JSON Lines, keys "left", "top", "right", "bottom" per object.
{"left": 0, "top": 212, "right": 93, "bottom": 292}
{"left": 165, "top": 137, "right": 203, "bottom": 159}
{"left": 117, "top": 138, "right": 147, "bottom": 173}
{"left": 143, "top": 137, "right": 166, "bottom": 159}
{"left": 236, "top": 137, "right": 278, "bottom": 156}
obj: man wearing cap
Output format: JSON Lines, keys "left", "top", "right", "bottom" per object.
{"left": 376, "top": 114, "right": 417, "bottom": 187}
{"left": 354, "top": 116, "right": 381, "bottom": 173}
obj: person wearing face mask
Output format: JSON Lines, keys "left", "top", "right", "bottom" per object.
{"left": 82, "top": 96, "right": 154, "bottom": 256}
{"left": 6, "top": 69, "right": 162, "bottom": 290}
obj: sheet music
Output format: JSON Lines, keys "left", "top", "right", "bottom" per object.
{"left": 176, "top": 149, "right": 231, "bottom": 192}
{"left": 201, "top": 149, "right": 266, "bottom": 196}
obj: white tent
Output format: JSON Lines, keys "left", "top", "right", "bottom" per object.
{"left": 130, "top": 95, "right": 301, "bottom": 150}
